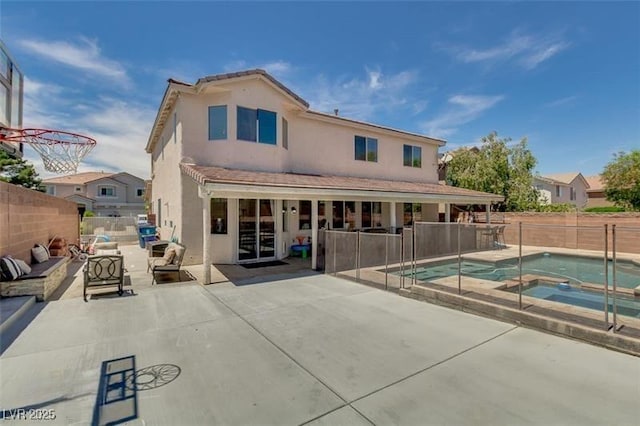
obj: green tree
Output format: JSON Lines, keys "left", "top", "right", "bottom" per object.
{"left": 446, "top": 132, "right": 539, "bottom": 211}
{"left": 0, "top": 149, "right": 44, "bottom": 191}
{"left": 602, "top": 150, "right": 640, "bottom": 211}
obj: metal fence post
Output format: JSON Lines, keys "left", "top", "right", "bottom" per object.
{"left": 332, "top": 231, "right": 337, "bottom": 277}
{"left": 604, "top": 224, "right": 609, "bottom": 330}
{"left": 412, "top": 223, "right": 416, "bottom": 287}
{"left": 457, "top": 222, "right": 462, "bottom": 295}
{"left": 518, "top": 222, "right": 523, "bottom": 310}
{"left": 612, "top": 224, "right": 617, "bottom": 332}
{"left": 356, "top": 230, "right": 361, "bottom": 282}
{"left": 384, "top": 234, "right": 389, "bottom": 291}
{"left": 400, "top": 229, "right": 405, "bottom": 289}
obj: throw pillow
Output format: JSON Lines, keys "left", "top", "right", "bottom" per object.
{"left": 32, "top": 245, "right": 49, "bottom": 263}
{"left": 0, "top": 257, "right": 23, "bottom": 281}
{"left": 14, "top": 259, "right": 31, "bottom": 275}
{"left": 163, "top": 248, "right": 176, "bottom": 264}
{"left": 38, "top": 243, "right": 51, "bottom": 258}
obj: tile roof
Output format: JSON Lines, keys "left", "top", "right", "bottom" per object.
{"left": 42, "top": 171, "right": 114, "bottom": 185}
{"left": 584, "top": 175, "right": 604, "bottom": 191}
{"left": 180, "top": 163, "right": 503, "bottom": 201}
{"left": 542, "top": 172, "right": 581, "bottom": 185}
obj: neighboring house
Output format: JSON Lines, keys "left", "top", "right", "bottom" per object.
{"left": 584, "top": 175, "right": 614, "bottom": 208}
{"left": 145, "top": 69, "right": 502, "bottom": 280}
{"left": 533, "top": 172, "right": 590, "bottom": 208}
{"left": 42, "top": 171, "right": 146, "bottom": 217}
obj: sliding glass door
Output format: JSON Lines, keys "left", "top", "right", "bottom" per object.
{"left": 238, "top": 199, "right": 275, "bottom": 261}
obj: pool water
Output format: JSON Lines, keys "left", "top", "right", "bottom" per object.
{"left": 401, "top": 253, "right": 640, "bottom": 289}
{"left": 508, "top": 283, "right": 640, "bottom": 318}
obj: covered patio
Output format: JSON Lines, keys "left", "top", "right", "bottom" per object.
{"left": 180, "top": 163, "right": 503, "bottom": 284}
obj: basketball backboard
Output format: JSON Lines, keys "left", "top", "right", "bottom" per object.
{"left": 0, "top": 40, "right": 24, "bottom": 158}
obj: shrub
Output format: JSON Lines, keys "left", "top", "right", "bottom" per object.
{"left": 583, "top": 206, "right": 626, "bottom": 213}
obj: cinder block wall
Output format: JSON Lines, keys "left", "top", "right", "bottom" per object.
{"left": 0, "top": 181, "right": 80, "bottom": 264}
{"left": 499, "top": 212, "right": 640, "bottom": 254}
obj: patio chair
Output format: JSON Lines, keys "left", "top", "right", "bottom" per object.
{"left": 495, "top": 225, "right": 507, "bottom": 249}
{"left": 147, "top": 242, "right": 186, "bottom": 284}
{"left": 84, "top": 255, "right": 125, "bottom": 301}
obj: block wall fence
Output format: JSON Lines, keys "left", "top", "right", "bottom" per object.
{"left": 0, "top": 181, "right": 80, "bottom": 264}
{"left": 495, "top": 212, "right": 640, "bottom": 254}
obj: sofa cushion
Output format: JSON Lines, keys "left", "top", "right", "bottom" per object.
{"left": 1, "top": 257, "right": 24, "bottom": 281}
{"left": 163, "top": 247, "right": 176, "bottom": 264}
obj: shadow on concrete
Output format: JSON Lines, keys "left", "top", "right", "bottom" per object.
{"left": 0, "top": 393, "right": 93, "bottom": 419}
{"left": 47, "top": 260, "right": 85, "bottom": 302}
{"left": 0, "top": 301, "right": 47, "bottom": 356}
{"left": 154, "top": 270, "right": 196, "bottom": 285}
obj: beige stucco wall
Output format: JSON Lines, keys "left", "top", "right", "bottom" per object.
{"left": 151, "top": 102, "right": 184, "bottom": 242}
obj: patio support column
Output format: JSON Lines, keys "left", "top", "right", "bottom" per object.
{"left": 444, "top": 203, "right": 451, "bottom": 223}
{"left": 389, "top": 201, "right": 396, "bottom": 233}
{"left": 485, "top": 203, "right": 491, "bottom": 224}
{"left": 311, "top": 200, "right": 318, "bottom": 270}
{"left": 202, "top": 191, "right": 212, "bottom": 285}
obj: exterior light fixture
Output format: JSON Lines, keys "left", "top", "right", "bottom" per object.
{"left": 291, "top": 206, "right": 297, "bottom": 214}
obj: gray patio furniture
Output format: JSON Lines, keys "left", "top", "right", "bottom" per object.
{"left": 147, "top": 242, "right": 187, "bottom": 285}
{"left": 84, "top": 255, "right": 125, "bottom": 301}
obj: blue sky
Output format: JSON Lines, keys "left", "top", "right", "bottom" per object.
{"left": 1, "top": 1, "right": 638, "bottom": 179}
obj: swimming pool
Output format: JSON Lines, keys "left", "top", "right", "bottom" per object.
{"left": 507, "top": 282, "right": 640, "bottom": 318}
{"left": 398, "top": 253, "right": 640, "bottom": 289}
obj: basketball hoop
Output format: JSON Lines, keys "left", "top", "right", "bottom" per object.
{"left": 0, "top": 127, "right": 97, "bottom": 174}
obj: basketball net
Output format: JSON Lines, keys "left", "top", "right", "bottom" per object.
{"left": 0, "top": 127, "right": 97, "bottom": 174}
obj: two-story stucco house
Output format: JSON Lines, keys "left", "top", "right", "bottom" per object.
{"left": 145, "top": 69, "right": 502, "bottom": 282}
{"left": 534, "top": 172, "right": 590, "bottom": 208}
{"left": 42, "top": 171, "right": 146, "bottom": 217}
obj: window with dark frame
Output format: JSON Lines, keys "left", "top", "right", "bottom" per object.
{"left": 237, "top": 106, "right": 277, "bottom": 144}
{"left": 354, "top": 135, "right": 378, "bottom": 162}
{"left": 208, "top": 105, "right": 227, "bottom": 140}
{"left": 403, "top": 144, "right": 422, "bottom": 167}
{"left": 210, "top": 198, "right": 228, "bottom": 234}
{"left": 403, "top": 203, "right": 422, "bottom": 226}
{"left": 299, "top": 200, "right": 311, "bottom": 230}
{"left": 362, "top": 201, "right": 383, "bottom": 228}
{"left": 282, "top": 117, "right": 288, "bottom": 149}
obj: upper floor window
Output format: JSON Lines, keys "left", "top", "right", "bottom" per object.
{"left": 403, "top": 144, "right": 422, "bottom": 168}
{"left": 570, "top": 187, "right": 576, "bottom": 201}
{"left": 208, "top": 105, "right": 227, "bottom": 140}
{"left": 136, "top": 188, "right": 145, "bottom": 197}
{"left": 46, "top": 185, "right": 55, "bottom": 196}
{"left": 282, "top": 117, "right": 288, "bottom": 149}
{"left": 75, "top": 186, "right": 82, "bottom": 192}
{"left": 555, "top": 185, "right": 562, "bottom": 197}
{"left": 237, "top": 106, "right": 276, "bottom": 144}
{"left": 98, "top": 185, "right": 116, "bottom": 197}
{"left": 354, "top": 136, "right": 377, "bottom": 162}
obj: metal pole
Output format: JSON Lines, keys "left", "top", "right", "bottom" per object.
{"left": 385, "top": 234, "right": 389, "bottom": 291}
{"left": 400, "top": 229, "right": 405, "bottom": 289}
{"left": 604, "top": 224, "right": 609, "bottom": 329}
{"left": 412, "top": 222, "right": 417, "bottom": 287}
{"left": 612, "top": 224, "right": 617, "bottom": 332}
{"left": 356, "top": 230, "right": 360, "bottom": 282}
{"left": 518, "top": 222, "right": 523, "bottom": 310}
{"left": 332, "top": 231, "right": 337, "bottom": 277}
{"left": 457, "top": 222, "right": 461, "bottom": 295}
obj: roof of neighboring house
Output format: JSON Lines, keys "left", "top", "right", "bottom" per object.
{"left": 584, "top": 175, "right": 605, "bottom": 192}
{"left": 535, "top": 172, "right": 590, "bottom": 188}
{"left": 146, "top": 69, "right": 446, "bottom": 152}
{"left": 43, "top": 171, "right": 145, "bottom": 185}
{"left": 64, "top": 194, "right": 96, "bottom": 202}
{"left": 42, "top": 172, "right": 114, "bottom": 185}
{"left": 180, "top": 163, "right": 504, "bottom": 202}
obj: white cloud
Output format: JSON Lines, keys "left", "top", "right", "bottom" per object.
{"left": 441, "top": 31, "right": 570, "bottom": 70}
{"left": 304, "top": 68, "right": 420, "bottom": 121}
{"left": 21, "top": 78, "right": 153, "bottom": 179}
{"left": 422, "top": 94, "right": 504, "bottom": 138}
{"left": 544, "top": 95, "right": 578, "bottom": 108}
{"left": 19, "top": 37, "right": 129, "bottom": 85}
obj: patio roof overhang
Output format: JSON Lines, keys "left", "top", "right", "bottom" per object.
{"left": 181, "top": 163, "right": 504, "bottom": 205}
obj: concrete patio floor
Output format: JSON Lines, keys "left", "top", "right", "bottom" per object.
{"left": 1, "top": 268, "right": 638, "bottom": 425}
